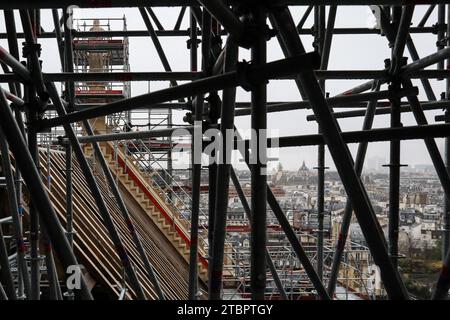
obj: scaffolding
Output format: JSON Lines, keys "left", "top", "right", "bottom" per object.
{"left": 221, "top": 231, "right": 376, "bottom": 300}
{"left": 73, "top": 17, "right": 130, "bottom": 102}
{"left": 0, "top": 2, "right": 449, "bottom": 301}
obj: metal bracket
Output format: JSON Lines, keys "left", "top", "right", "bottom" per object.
{"left": 369, "top": 6, "right": 384, "bottom": 35}
{"left": 22, "top": 42, "right": 42, "bottom": 59}
{"left": 235, "top": 60, "right": 269, "bottom": 92}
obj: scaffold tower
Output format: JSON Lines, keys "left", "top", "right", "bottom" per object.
{"left": 0, "top": 2, "right": 450, "bottom": 302}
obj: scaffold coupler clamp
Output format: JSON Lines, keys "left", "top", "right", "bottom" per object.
{"left": 235, "top": 60, "right": 268, "bottom": 92}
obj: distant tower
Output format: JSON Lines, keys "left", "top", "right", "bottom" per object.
{"left": 277, "top": 162, "right": 283, "bottom": 172}
{"left": 297, "top": 160, "right": 311, "bottom": 187}
{"left": 273, "top": 162, "right": 285, "bottom": 184}
{"left": 72, "top": 17, "right": 130, "bottom": 136}
{"left": 298, "top": 160, "right": 310, "bottom": 175}
{"left": 300, "top": 160, "right": 307, "bottom": 170}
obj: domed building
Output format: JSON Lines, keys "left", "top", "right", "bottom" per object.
{"left": 290, "top": 160, "right": 314, "bottom": 185}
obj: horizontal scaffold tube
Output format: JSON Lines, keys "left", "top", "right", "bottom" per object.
{"left": 0, "top": 88, "right": 93, "bottom": 300}
{"left": 2, "top": 68, "right": 450, "bottom": 84}
{"left": 235, "top": 86, "right": 418, "bottom": 116}
{"left": 307, "top": 100, "right": 450, "bottom": 120}
{"left": 0, "top": 26, "right": 437, "bottom": 40}
{"left": 271, "top": 123, "right": 450, "bottom": 147}
{"left": 77, "top": 127, "right": 193, "bottom": 143}
{"left": 0, "top": 45, "right": 32, "bottom": 82}
{"left": 76, "top": 122, "right": 450, "bottom": 146}
{"left": 0, "top": 72, "right": 202, "bottom": 83}
{"left": 34, "top": 52, "right": 320, "bottom": 129}
{"left": 0, "top": 1, "right": 445, "bottom": 9}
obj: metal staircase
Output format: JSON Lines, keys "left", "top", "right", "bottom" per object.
{"left": 38, "top": 148, "right": 192, "bottom": 299}
{"left": 85, "top": 142, "right": 209, "bottom": 279}
{"left": 70, "top": 15, "right": 240, "bottom": 293}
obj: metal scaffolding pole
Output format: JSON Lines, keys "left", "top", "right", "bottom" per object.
{"left": 146, "top": 7, "right": 164, "bottom": 30}
{"left": 174, "top": 6, "right": 187, "bottom": 30}
{"left": 77, "top": 127, "right": 192, "bottom": 143}
{"left": 402, "top": 79, "right": 450, "bottom": 202}
{"left": 18, "top": 10, "right": 48, "bottom": 102}
{"left": 229, "top": 167, "right": 288, "bottom": 300}
{"left": 316, "top": 139, "right": 325, "bottom": 282}
{"left": 327, "top": 81, "right": 381, "bottom": 297}
{"left": 437, "top": 4, "right": 445, "bottom": 72}
{"left": 373, "top": 5, "right": 437, "bottom": 101}
{"left": 188, "top": 8, "right": 201, "bottom": 300}
{"left": 387, "top": 81, "right": 401, "bottom": 270}
{"left": 78, "top": 121, "right": 450, "bottom": 145}
{"left": 0, "top": 1, "right": 448, "bottom": 9}
{"left": 315, "top": 4, "right": 337, "bottom": 283}
{"left": 62, "top": 8, "right": 75, "bottom": 107}
{"left": 0, "top": 130, "right": 31, "bottom": 299}
{"left": 0, "top": 209, "right": 16, "bottom": 300}
{"left": 0, "top": 88, "right": 93, "bottom": 300}
{"left": 269, "top": 6, "right": 408, "bottom": 299}
{"left": 307, "top": 100, "right": 450, "bottom": 121}
{"left": 204, "top": 10, "right": 219, "bottom": 291}
{"left": 0, "top": 25, "right": 442, "bottom": 40}
{"left": 46, "top": 83, "right": 147, "bottom": 300}
{"left": 3, "top": 9, "right": 22, "bottom": 99}
{"left": 20, "top": 8, "right": 65, "bottom": 300}
{"left": 444, "top": 3, "right": 450, "bottom": 262}
{"left": 275, "top": 123, "right": 450, "bottom": 147}
{"left": 387, "top": 5, "right": 414, "bottom": 270}
{"left": 140, "top": 7, "right": 180, "bottom": 90}
{"left": 315, "top": 4, "right": 325, "bottom": 284}
{"left": 0, "top": 282, "right": 7, "bottom": 300}
{"left": 25, "top": 77, "right": 41, "bottom": 302}
{"left": 445, "top": 109, "right": 450, "bottom": 262}
{"left": 196, "top": 0, "right": 246, "bottom": 46}
{"left": 236, "top": 86, "right": 418, "bottom": 117}
{"left": 1, "top": 1, "right": 450, "bottom": 302}
{"left": 2, "top": 43, "right": 29, "bottom": 298}
{"left": 387, "top": 77, "right": 402, "bottom": 267}
{"left": 41, "top": 224, "right": 63, "bottom": 300}
{"left": 63, "top": 140, "right": 74, "bottom": 300}
{"left": 418, "top": 4, "right": 435, "bottom": 27}
{"left": 0, "top": 72, "right": 201, "bottom": 83}
{"left": 209, "top": 39, "right": 238, "bottom": 300}
{"left": 373, "top": 3, "right": 450, "bottom": 239}
{"left": 297, "top": 5, "right": 313, "bottom": 29}
{"left": 51, "top": 9, "right": 64, "bottom": 69}
{"left": 249, "top": 6, "right": 268, "bottom": 300}
{"left": 432, "top": 3, "right": 450, "bottom": 300}
{"left": 234, "top": 127, "right": 330, "bottom": 300}
{"left": 82, "top": 120, "right": 165, "bottom": 300}
{"left": 35, "top": 53, "right": 320, "bottom": 128}
{"left": 49, "top": 9, "right": 75, "bottom": 300}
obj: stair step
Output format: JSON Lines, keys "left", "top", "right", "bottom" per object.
{"left": 104, "top": 146, "right": 205, "bottom": 269}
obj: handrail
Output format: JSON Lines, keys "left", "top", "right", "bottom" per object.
{"left": 116, "top": 136, "right": 242, "bottom": 270}
{"left": 102, "top": 113, "right": 246, "bottom": 282}
{"left": 106, "top": 141, "right": 210, "bottom": 268}
{"left": 104, "top": 115, "right": 215, "bottom": 230}
{"left": 118, "top": 141, "right": 208, "bottom": 233}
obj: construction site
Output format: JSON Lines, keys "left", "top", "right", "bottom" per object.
{"left": 0, "top": 1, "right": 449, "bottom": 301}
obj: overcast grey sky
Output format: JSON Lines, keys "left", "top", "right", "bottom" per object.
{"left": 0, "top": 6, "right": 446, "bottom": 171}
